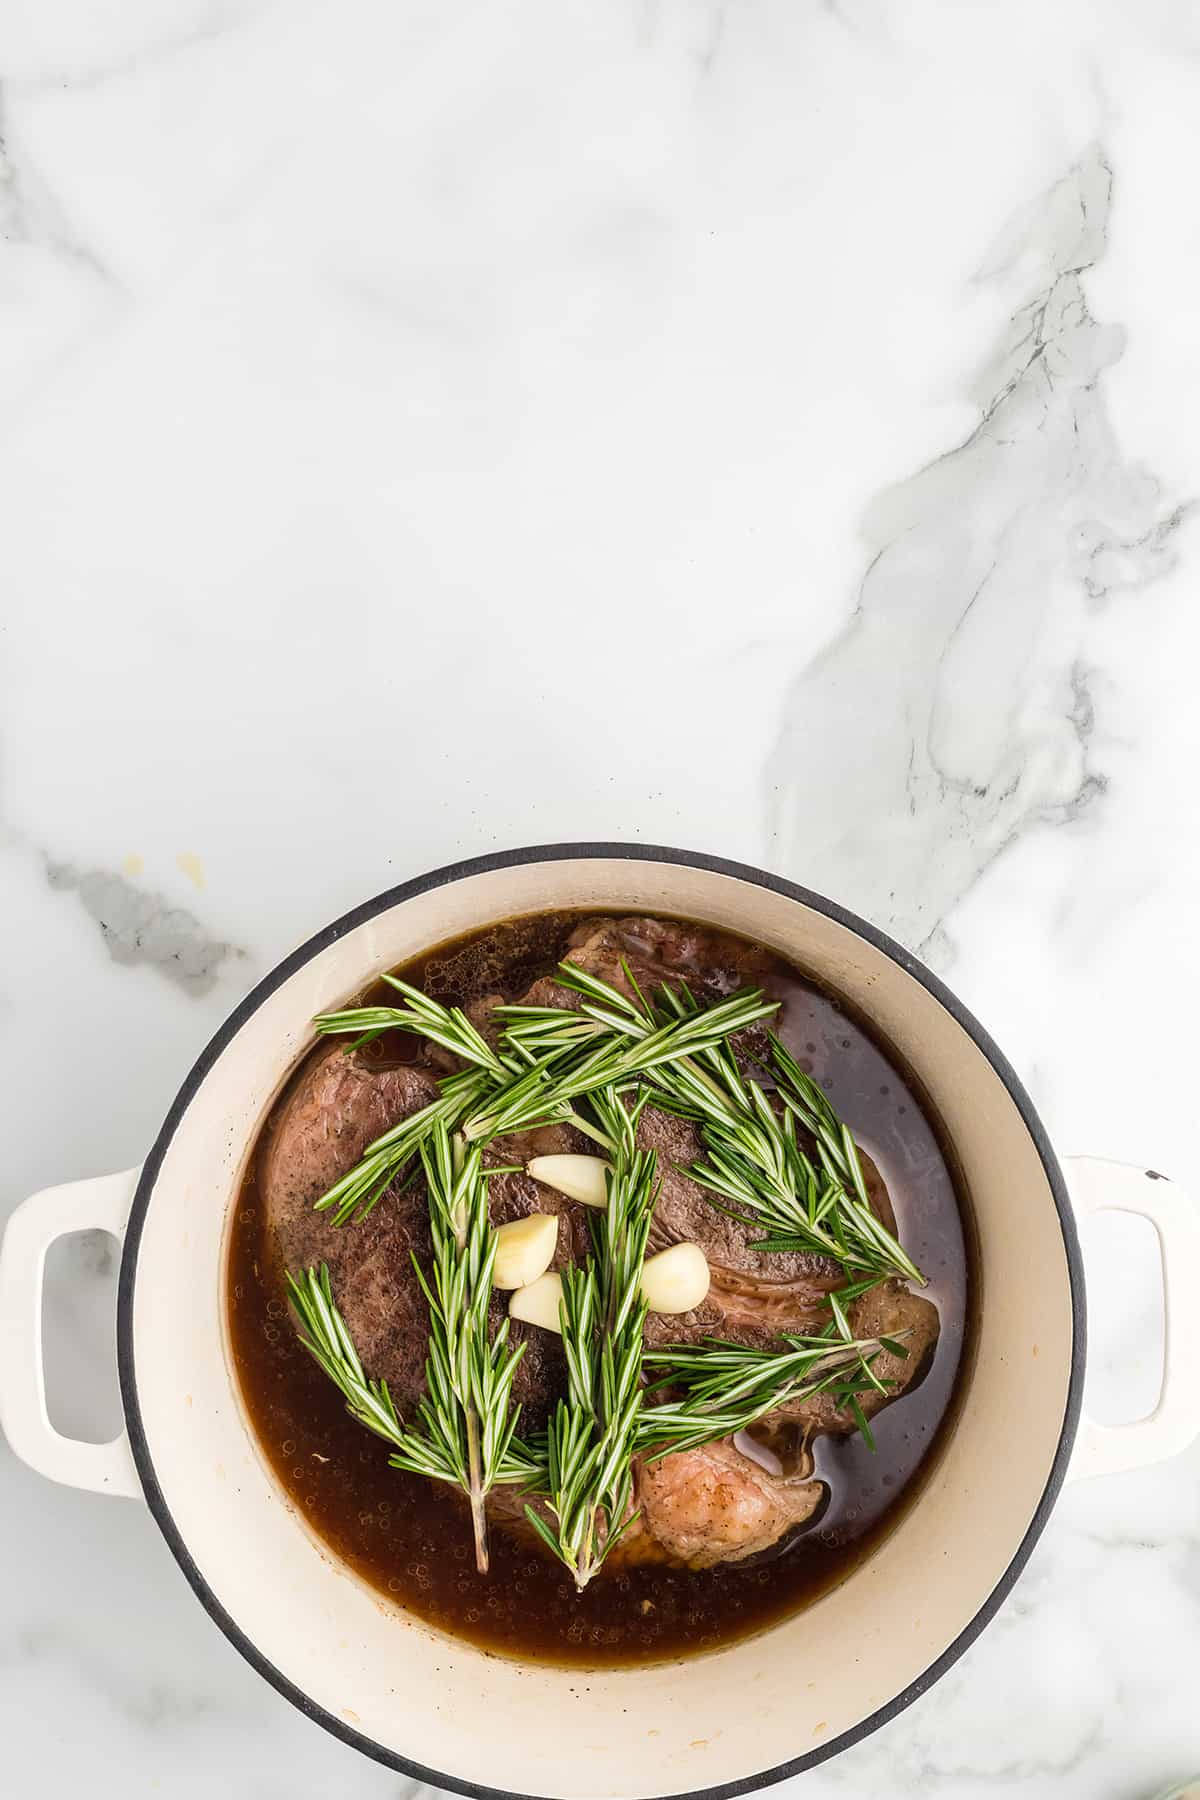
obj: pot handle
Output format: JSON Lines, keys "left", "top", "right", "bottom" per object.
{"left": 1065, "top": 1155, "right": 1200, "bottom": 1481}
{"left": 0, "top": 1169, "right": 142, "bottom": 1499}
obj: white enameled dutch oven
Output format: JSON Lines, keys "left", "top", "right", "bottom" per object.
{"left": 4, "top": 846, "right": 1200, "bottom": 1798}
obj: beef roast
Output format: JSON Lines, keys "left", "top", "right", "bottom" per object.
{"left": 778, "top": 1280, "right": 939, "bottom": 1433}
{"left": 561, "top": 919, "right": 897, "bottom": 1283}
{"left": 262, "top": 1043, "right": 593, "bottom": 1426}
{"left": 648, "top": 1280, "right": 940, "bottom": 1435}
{"left": 262, "top": 1043, "right": 439, "bottom": 1410}
{"left": 266, "top": 914, "right": 941, "bottom": 1572}
{"left": 563, "top": 914, "right": 778, "bottom": 1003}
{"left": 635, "top": 1439, "right": 823, "bottom": 1568}
{"left": 637, "top": 1103, "right": 895, "bottom": 1290}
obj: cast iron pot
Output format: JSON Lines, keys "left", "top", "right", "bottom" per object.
{"left": 4, "top": 845, "right": 1199, "bottom": 1798}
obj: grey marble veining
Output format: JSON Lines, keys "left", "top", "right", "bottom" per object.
{"left": 44, "top": 861, "right": 243, "bottom": 992}
{"left": 0, "top": 90, "right": 110, "bottom": 282}
{"left": 767, "top": 144, "right": 1191, "bottom": 961}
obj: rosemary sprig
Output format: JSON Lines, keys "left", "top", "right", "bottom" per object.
{"left": 310, "top": 1066, "right": 491, "bottom": 1227}
{"left": 465, "top": 977, "right": 778, "bottom": 1142}
{"left": 641, "top": 1293, "right": 910, "bottom": 1457}
{"left": 310, "top": 978, "right": 518, "bottom": 1226}
{"left": 397, "top": 1124, "right": 533, "bottom": 1572}
{"left": 314, "top": 973, "right": 513, "bottom": 1077}
{"left": 522, "top": 1091, "right": 657, "bottom": 1590}
{"left": 287, "top": 1122, "right": 538, "bottom": 1574}
{"left": 653, "top": 1032, "right": 922, "bottom": 1280}
{"left": 307, "top": 965, "right": 775, "bottom": 1221}
{"left": 286, "top": 1261, "right": 412, "bottom": 1447}
{"left": 531, "top": 963, "right": 922, "bottom": 1283}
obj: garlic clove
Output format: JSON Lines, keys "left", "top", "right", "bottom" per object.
{"left": 492, "top": 1212, "right": 559, "bottom": 1290}
{"left": 508, "top": 1271, "right": 565, "bottom": 1334}
{"left": 526, "top": 1153, "right": 610, "bottom": 1209}
{"left": 641, "top": 1243, "right": 711, "bottom": 1315}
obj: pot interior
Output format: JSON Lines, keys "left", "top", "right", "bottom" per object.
{"left": 126, "top": 853, "right": 1078, "bottom": 1798}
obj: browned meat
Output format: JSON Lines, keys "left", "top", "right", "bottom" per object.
{"left": 263, "top": 1045, "right": 591, "bottom": 1426}
{"left": 464, "top": 990, "right": 506, "bottom": 1051}
{"left": 559, "top": 918, "right": 895, "bottom": 1286}
{"left": 635, "top": 1439, "right": 823, "bottom": 1568}
{"left": 636, "top": 1104, "right": 895, "bottom": 1289}
{"left": 261, "top": 1043, "right": 441, "bottom": 1411}
{"left": 262, "top": 1041, "right": 441, "bottom": 1223}
{"left": 645, "top": 1280, "right": 938, "bottom": 1437}
{"left": 267, "top": 915, "right": 940, "bottom": 1576}
{"left": 564, "top": 914, "right": 778, "bottom": 1002}
{"left": 476, "top": 921, "right": 938, "bottom": 1439}
{"left": 479, "top": 914, "right": 777, "bottom": 1039}
{"left": 773, "top": 1280, "right": 940, "bottom": 1434}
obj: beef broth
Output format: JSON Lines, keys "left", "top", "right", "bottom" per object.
{"left": 226, "top": 911, "right": 972, "bottom": 1666}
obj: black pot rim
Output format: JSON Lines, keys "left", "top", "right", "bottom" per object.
{"left": 116, "top": 841, "right": 1086, "bottom": 1800}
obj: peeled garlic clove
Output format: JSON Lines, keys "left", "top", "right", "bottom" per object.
{"left": 526, "top": 1153, "right": 610, "bottom": 1209}
{"left": 641, "top": 1243, "right": 711, "bottom": 1315}
{"left": 508, "top": 1271, "right": 565, "bottom": 1334}
{"left": 492, "top": 1213, "right": 558, "bottom": 1290}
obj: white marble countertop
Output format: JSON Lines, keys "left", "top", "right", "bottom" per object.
{"left": 3, "top": 2, "right": 1200, "bottom": 1795}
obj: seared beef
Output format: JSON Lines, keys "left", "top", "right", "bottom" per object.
{"left": 646, "top": 1280, "right": 939, "bottom": 1435}
{"left": 262, "top": 1041, "right": 440, "bottom": 1225}
{"left": 262, "top": 1043, "right": 439, "bottom": 1412}
{"left": 637, "top": 1104, "right": 895, "bottom": 1284}
{"left": 471, "top": 914, "right": 777, "bottom": 1043}
{"left": 267, "top": 914, "right": 941, "bottom": 1572}
{"left": 564, "top": 914, "right": 778, "bottom": 1002}
{"left": 562, "top": 920, "right": 895, "bottom": 1279}
{"left": 464, "top": 991, "right": 506, "bottom": 1050}
{"left": 262, "top": 1047, "right": 591, "bottom": 1426}
{"left": 779, "top": 1280, "right": 939, "bottom": 1432}
{"left": 635, "top": 1439, "right": 823, "bottom": 1568}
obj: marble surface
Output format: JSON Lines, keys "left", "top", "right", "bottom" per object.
{"left": 2, "top": 1, "right": 1200, "bottom": 1795}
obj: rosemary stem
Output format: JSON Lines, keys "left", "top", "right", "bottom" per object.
{"left": 449, "top": 1132, "right": 468, "bottom": 1248}
{"left": 466, "top": 1408, "right": 489, "bottom": 1576}
{"left": 561, "top": 1110, "right": 617, "bottom": 1152}
{"left": 448, "top": 1130, "right": 491, "bottom": 1574}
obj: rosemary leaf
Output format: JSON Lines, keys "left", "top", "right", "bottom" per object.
{"left": 311, "top": 1066, "right": 491, "bottom": 1227}
{"left": 467, "top": 973, "right": 778, "bottom": 1142}
{"left": 314, "top": 975, "right": 510, "bottom": 1080}
{"left": 287, "top": 1123, "right": 538, "bottom": 1574}
{"left": 640, "top": 1318, "right": 909, "bottom": 1458}
{"left": 286, "top": 1264, "right": 409, "bottom": 1447}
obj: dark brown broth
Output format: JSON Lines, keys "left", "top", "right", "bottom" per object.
{"left": 226, "top": 912, "right": 971, "bottom": 1667}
